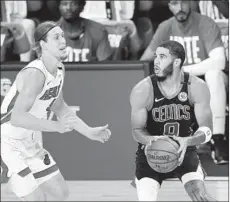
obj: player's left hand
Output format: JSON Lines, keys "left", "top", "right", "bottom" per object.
{"left": 144, "top": 136, "right": 170, "bottom": 156}
{"left": 88, "top": 124, "right": 111, "bottom": 143}
{"left": 171, "top": 136, "right": 189, "bottom": 166}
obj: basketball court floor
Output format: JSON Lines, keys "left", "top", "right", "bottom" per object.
{"left": 1, "top": 177, "right": 228, "bottom": 201}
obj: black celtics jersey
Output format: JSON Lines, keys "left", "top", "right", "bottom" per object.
{"left": 146, "top": 73, "right": 196, "bottom": 138}
{"left": 136, "top": 73, "right": 197, "bottom": 159}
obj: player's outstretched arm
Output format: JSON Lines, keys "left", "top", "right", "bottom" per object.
{"left": 130, "top": 78, "right": 156, "bottom": 145}
{"left": 51, "top": 91, "right": 111, "bottom": 143}
{"left": 10, "top": 69, "right": 72, "bottom": 133}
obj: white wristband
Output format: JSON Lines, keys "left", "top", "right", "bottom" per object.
{"left": 195, "top": 126, "right": 212, "bottom": 144}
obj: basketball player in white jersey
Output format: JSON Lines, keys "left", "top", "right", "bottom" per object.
{"left": 1, "top": 21, "right": 111, "bottom": 201}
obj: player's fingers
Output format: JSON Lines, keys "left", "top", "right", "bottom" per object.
{"left": 101, "top": 124, "right": 109, "bottom": 130}
{"left": 157, "top": 136, "right": 165, "bottom": 140}
{"left": 65, "top": 126, "right": 73, "bottom": 132}
{"left": 178, "top": 148, "right": 186, "bottom": 166}
{"left": 107, "top": 129, "right": 111, "bottom": 136}
{"left": 62, "top": 112, "right": 72, "bottom": 118}
{"left": 171, "top": 136, "right": 179, "bottom": 141}
{"left": 104, "top": 134, "right": 110, "bottom": 141}
{"left": 177, "top": 144, "right": 184, "bottom": 154}
{"left": 67, "top": 116, "right": 78, "bottom": 121}
{"left": 104, "top": 137, "right": 109, "bottom": 142}
{"left": 151, "top": 136, "right": 159, "bottom": 142}
{"left": 144, "top": 146, "right": 148, "bottom": 156}
{"left": 178, "top": 157, "right": 182, "bottom": 166}
{"left": 144, "top": 143, "right": 150, "bottom": 154}
{"left": 66, "top": 120, "right": 75, "bottom": 127}
{"left": 100, "top": 138, "right": 106, "bottom": 143}
{"left": 106, "top": 129, "right": 111, "bottom": 138}
{"left": 66, "top": 119, "right": 77, "bottom": 125}
{"left": 101, "top": 132, "right": 109, "bottom": 142}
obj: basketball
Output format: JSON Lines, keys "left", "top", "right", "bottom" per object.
{"left": 145, "top": 137, "right": 180, "bottom": 173}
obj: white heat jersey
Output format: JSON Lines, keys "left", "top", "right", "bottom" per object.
{"left": 1, "top": 59, "right": 64, "bottom": 139}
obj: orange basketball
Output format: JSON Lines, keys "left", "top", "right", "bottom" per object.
{"left": 146, "top": 137, "right": 180, "bottom": 173}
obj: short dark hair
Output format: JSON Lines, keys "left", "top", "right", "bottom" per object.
{"left": 158, "top": 40, "right": 185, "bottom": 68}
{"left": 33, "top": 21, "right": 58, "bottom": 57}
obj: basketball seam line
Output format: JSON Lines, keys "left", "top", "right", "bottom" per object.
{"left": 147, "top": 149, "right": 179, "bottom": 157}
{"left": 164, "top": 138, "right": 180, "bottom": 150}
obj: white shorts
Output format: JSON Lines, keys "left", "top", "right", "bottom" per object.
{"left": 1, "top": 132, "right": 60, "bottom": 198}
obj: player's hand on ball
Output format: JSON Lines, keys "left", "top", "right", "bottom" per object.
{"left": 144, "top": 136, "right": 169, "bottom": 155}
{"left": 88, "top": 124, "right": 111, "bottom": 143}
{"left": 171, "top": 136, "right": 188, "bottom": 166}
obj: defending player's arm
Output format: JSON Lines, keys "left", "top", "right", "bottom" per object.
{"left": 130, "top": 78, "right": 160, "bottom": 145}
{"left": 51, "top": 91, "right": 111, "bottom": 143}
{"left": 10, "top": 69, "right": 73, "bottom": 133}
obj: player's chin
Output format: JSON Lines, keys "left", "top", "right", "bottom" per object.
{"left": 60, "top": 53, "right": 68, "bottom": 61}
{"left": 155, "top": 71, "right": 165, "bottom": 78}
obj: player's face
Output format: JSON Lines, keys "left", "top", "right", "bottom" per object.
{"left": 154, "top": 47, "right": 174, "bottom": 81}
{"left": 169, "top": 0, "right": 191, "bottom": 22}
{"left": 44, "top": 27, "right": 67, "bottom": 61}
{"left": 59, "top": 0, "right": 83, "bottom": 21}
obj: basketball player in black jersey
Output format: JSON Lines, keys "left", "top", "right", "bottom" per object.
{"left": 130, "top": 41, "right": 216, "bottom": 201}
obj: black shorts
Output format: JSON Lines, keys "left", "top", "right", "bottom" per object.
{"left": 135, "top": 148, "right": 206, "bottom": 185}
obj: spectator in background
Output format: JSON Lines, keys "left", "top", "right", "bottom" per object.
{"left": 80, "top": 0, "right": 135, "bottom": 21}
{"left": 0, "top": 2, "right": 30, "bottom": 62}
{"left": 0, "top": 22, "right": 30, "bottom": 62}
{"left": 134, "top": 1, "right": 199, "bottom": 31}
{"left": 57, "top": 0, "right": 113, "bottom": 62}
{"left": 26, "top": 0, "right": 44, "bottom": 25}
{"left": 1, "top": 1, "right": 36, "bottom": 62}
{"left": 132, "top": 1, "right": 155, "bottom": 57}
{"left": 100, "top": 20, "right": 142, "bottom": 60}
{"left": 82, "top": 1, "right": 143, "bottom": 60}
{"left": 199, "top": 0, "right": 229, "bottom": 65}
{"left": 199, "top": 0, "right": 229, "bottom": 157}
{"left": 27, "top": 0, "right": 61, "bottom": 23}
{"left": 141, "top": 0, "right": 228, "bottom": 164}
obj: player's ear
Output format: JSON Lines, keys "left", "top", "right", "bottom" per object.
{"left": 40, "top": 40, "right": 47, "bottom": 50}
{"left": 174, "top": 58, "right": 182, "bottom": 68}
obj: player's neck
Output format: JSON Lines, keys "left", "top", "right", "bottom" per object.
{"left": 61, "top": 17, "right": 84, "bottom": 39}
{"left": 41, "top": 55, "right": 59, "bottom": 77}
{"left": 160, "top": 69, "right": 182, "bottom": 89}
{"left": 62, "top": 16, "right": 82, "bottom": 28}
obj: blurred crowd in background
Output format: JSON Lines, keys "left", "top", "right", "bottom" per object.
{"left": 0, "top": 0, "right": 229, "bottom": 165}
{"left": 0, "top": 0, "right": 228, "bottom": 63}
